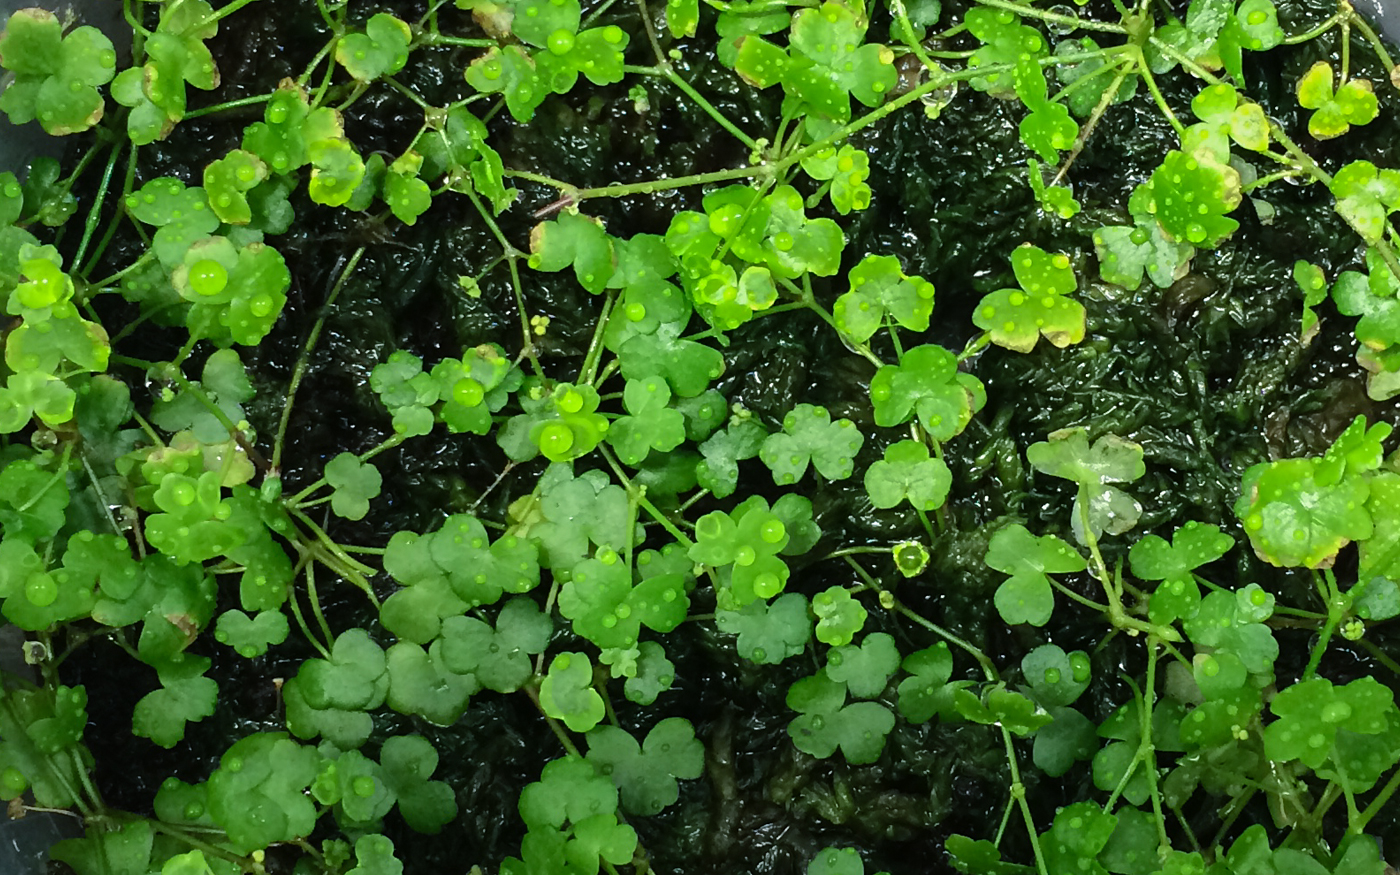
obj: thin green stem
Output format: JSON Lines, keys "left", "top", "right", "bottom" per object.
{"left": 184, "top": 92, "right": 274, "bottom": 120}
{"left": 660, "top": 67, "right": 760, "bottom": 151}
{"left": 147, "top": 822, "right": 248, "bottom": 867}
{"left": 1284, "top": 9, "right": 1345, "bottom": 44}
{"left": 90, "top": 250, "right": 156, "bottom": 292}
{"left": 1355, "top": 637, "right": 1400, "bottom": 677}
{"left": 1352, "top": 762, "right": 1400, "bottom": 833}
{"left": 579, "top": 291, "right": 617, "bottom": 385}
{"left": 273, "top": 247, "right": 366, "bottom": 471}
{"left": 1135, "top": 48, "right": 1185, "bottom": 137}
{"left": 383, "top": 76, "right": 431, "bottom": 110}
{"left": 202, "top": 0, "right": 264, "bottom": 27}
{"left": 298, "top": 37, "right": 339, "bottom": 88}
{"left": 1048, "top": 577, "right": 1111, "bottom": 613}
{"left": 891, "top": 599, "right": 998, "bottom": 681}
{"left": 971, "top": 0, "right": 1127, "bottom": 33}
{"left": 1347, "top": 8, "right": 1397, "bottom": 75}
{"left": 597, "top": 444, "right": 694, "bottom": 546}
{"left": 304, "top": 561, "right": 335, "bottom": 649}
{"left": 1001, "top": 727, "right": 1050, "bottom": 875}
{"left": 80, "top": 144, "right": 138, "bottom": 277}
{"left": 1051, "top": 61, "right": 1132, "bottom": 186}
{"left": 417, "top": 33, "right": 497, "bottom": 48}
{"left": 73, "top": 142, "right": 122, "bottom": 270}
{"left": 992, "top": 794, "right": 1016, "bottom": 846}
{"left": 1301, "top": 572, "right": 1343, "bottom": 682}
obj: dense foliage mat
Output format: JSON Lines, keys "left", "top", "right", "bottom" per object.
{"left": 2, "top": 0, "right": 1400, "bottom": 872}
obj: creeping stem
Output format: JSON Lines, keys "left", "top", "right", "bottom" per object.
{"left": 273, "top": 246, "right": 366, "bottom": 472}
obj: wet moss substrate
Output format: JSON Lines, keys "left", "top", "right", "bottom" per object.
{"left": 56, "top": 0, "right": 1400, "bottom": 870}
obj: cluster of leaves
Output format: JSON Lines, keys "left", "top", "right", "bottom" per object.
{"left": 730, "top": 0, "right": 899, "bottom": 123}
{"left": 461, "top": 0, "right": 630, "bottom": 121}
{"left": 5, "top": 0, "right": 1400, "bottom": 874}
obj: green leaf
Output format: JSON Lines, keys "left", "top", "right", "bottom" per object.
{"left": 240, "top": 82, "right": 313, "bottom": 174}
{"left": 0, "top": 10, "right": 115, "bottom": 135}
{"left": 385, "top": 640, "right": 478, "bottom": 725}
{"left": 1129, "top": 521, "right": 1232, "bottom": 624}
{"left": 833, "top": 254, "right": 934, "bottom": 341}
{"left": 808, "top": 847, "right": 867, "bottom": 875}
{"left": 1041, "top": 803, "right": 1116, "bottom": 875}
{"left": 826, "top": 632, "right": 899, "bottom": 699}
{"left": 50, "top": 820, "right": 154, "bottom": 875}
{"left": 513, "top": 466, "right": 628, "bottom": 569}
{"left": 1235, "top": 454, "right": 1372, "bottom": 568}
{"left": 1190, "top": 82, "right": 1269, "bottom": 151}
{"left": 812, "top": 586, "right": 867, "bottom": 646}
{"left": 696, "top": 418, "right": 767, "bottom": 498}
{"left": 666, "top": 0, "right": 699, "bottom": 36}
{"left": 282, "top": 674, "right": 374, "bottom": 750}
{"left": 383, "top": 156, "right": 433, "bottom": 225}
{"left": 124, "top": 178, "right": 221, "bottom": 269}
{"left": 624, "top": 641, "right": 675, "bottom": 704}
{"left": 863, "top": 439, "right": 951, "bottom": 511}
{"left": 1296, "top": 62, "right": 1378, "bottom": 140}
{"left": 973, "top": 244, "right": 1086, "bottom": 352}
{"left": 1021, "top": 644, "right": 1091, "bottom": 708}
{"left": 203, "top": 149, "right": 269, "bottom": 225}
{"left": 213, "top": 609, "right": 288, "bottom": 658}
{"left": 161, "top": 851, "right": 216, "bottom": 875}
{"left": 759, "top": 403, "right": 864, "bottom": 484}
{"left": 558, "top": 550, "right": 689, "bottom": 649}
{"left": 440, "top": 596, "right": 552, "bottom": 692}
{"left": 716, "top": 592, "right": 813, "bottom": 664}
{"left": 801, "top": 145, "right": 874, "bottom": 215}
{"left": 380, "top": 735, "right": 459, "bottom": 834}
{"left": 585, "top": 718, "right": 704, "bottom": 815}
{"left": 21, "top": 684, "right": 87, "bottom": 753}
{"left": 540, "top": 651, "right": 606, "bottom": 732}
{"left": 132, "top": 656, "right": 220, "bottom": 748}
{"left": 519, "top": 755, "right": 617, "bottom": 830}
{"left": 385, "top": 513, "right": 539, "bottom": 624}
{"left": 786, "top": 671, "right": 895, "bottom": 764}
{"left": 1053, "top": 37, "right": 1137, "bottom": 118}
{"left": 897, "top": 643, "right": 958, "bottom": 723}
{"left": 609, "top": 376, "right": 686, "bottom": 465}
{"left": 1027, "top": 427, "right": 1145, "bottom": 542}
{"left": 347, "top": 835, "right": 403, "bottom": 875}
{"left": 171, "top": 235, "right": 291, "bottom": 346}
{"left": 618, "top": 322, "right": 725, "bottom": 398}
{"left": 945, "top": 836, "right": 1035, "bottom": 875}
{"left": 869, "top": 344, "right": 985, "bottom": 441}
{"left": 1014, "top": 55, "right": 1079, "bottom": 163}
{"left": 785, "top": 1, "right": 898, "bottom": 120}
{"left": 1182, "top": 587, "right": 1278, "bottom": 674}
{"left": 1137, "top": 150, "right": 1241, "bottom": 247}
{"left": 1092, "top": 219, "right": 1194, "bottom": 291}
{"left": 336, "top": 13, "right": 412, "bottom": 81}
{"left": 529, "top": 211, "right": 615, "bottom": 293}
{"left": 1027, "top": 157, "right": 1080, "bottom": 219}
{"left": 965, "top": 7, "right": 1046, "bottom": 96}
{"left": 465, "top": 45, "right": 547, "bottom": 123}
{"left": 986, "top": 524, "right": 1086, "bottom": 626}
{"left": 299, "top": 628, "right": 389, "bottom": 712}
{"left": 323, "top": 453, "right": 382, "bottom": 521}
{"left": 1033, "top": 706, "right": 1097, "bottom": 776}
{"left": 1264, "top": 676, "right": 1395, "bottom": 769}
{"left": 1329, "top": 160, "right": 1400, "bottom": 245}
{"left": 308, "top": 137, "right": 367, "bottom": 207}
{"left": 206, "top": 733, "right": 321, "bottom": 854}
